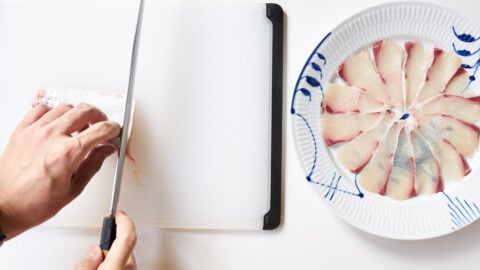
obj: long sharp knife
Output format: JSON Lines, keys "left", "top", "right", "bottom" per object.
{"left": 100, "top": 0, "right": 144, "bottom": 256}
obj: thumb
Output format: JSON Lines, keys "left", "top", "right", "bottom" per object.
{"left": 74, "top": 245, "right": 103, "bottom": 270}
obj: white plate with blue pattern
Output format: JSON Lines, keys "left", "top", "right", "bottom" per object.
{"left": 291, "top": 1, "right": 480, "bottom": 239}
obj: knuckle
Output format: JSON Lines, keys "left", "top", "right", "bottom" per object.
{"left": 77, "top": 103, "right": 96, "bottom": 114}
{"left": 34, "top": 103, "right": 50, "bottom": 111}
{"left": 73, "top": 259, "right": 92, "bottom": 270}
{"left": 77, "top": 103, "right": 108, "bottom": 121}
{"left": 97, "top": 121, "right": 112, "bottom": 132}
{"left": 59, "top": 103, "right": 74, "bottom": 111}
{"left": 51, "top": 103, "right": 74, "bottom": 116}
{"left": 126, "top": 231, "right": 137, "bottom": 246}
{"left": 98, "top": 121, "right": 120, "bottom": 135}
{"left": 119, "top": 229, "right": 137, "bottom": 247}
{"left": 45, "top": 143, "right": 76, "bottom": 166}
{"left": 71, "top": 136, "right": 84, "bottom": 151}
{"left": 125, "top": 262, "right": 137, "bottom": 270}
{"left": 41, "top": 124, "right": 57, "bottom": 138}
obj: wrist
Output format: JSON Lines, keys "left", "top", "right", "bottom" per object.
{"left": 0, "top": 160, "right": 29, "bottom": 240}
{"left": 0, "top": 207, "right": 12, "bottom": 241}
{"left": 0, "top": 202, "right": 27, "bottom": 241}
{"left": 0, "top": 227, "right": 5, "bottom": 246}
{"left": 0, "top": 208, "right": 11, "bottom": 242}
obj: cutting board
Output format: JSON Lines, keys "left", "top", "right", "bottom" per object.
{"left": 0, "top": 0, "right": 283, "bottom": 230}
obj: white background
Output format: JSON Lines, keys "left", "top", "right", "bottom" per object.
{"left": 1, "top": 0, "right": 480, "bottom": 269}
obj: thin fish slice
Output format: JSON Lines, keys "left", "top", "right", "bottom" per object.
{"left": 444, "top": 68, "right": 475, "bottom": 97}
{"left": 415, "top": 49, "right": 463, "bottom": 104}
{"left": 404, "top": 41, "right": 433, "bottom": 107}
{"left": 418, "top": 123, "right": 471, "bottom": 182}
{"left": 419, "top": 94, "right": 480, "bottom": 124}
{"left": 420, "top": 114, "right": 479, "bottom": 156}
{"left": 322, "top": 112, "right": 384, "bottom": 146}
{"left": 337, "top": 49, "right": 391, "bottom": 104}
{"left": 358, "top": 122, "right": 402, "bottom": 195}
{"left": 385, "top": 127, "right": 416, "bottom": 200}
{"left": 410, "top": 131, "right": 443, "bottom": 194}
{"left": 323, "top": 84, "right": 389, "bottom": 113}
{"left": 373, "top": 40, "right": 405, "bottom": 108}
{"left": 434, "top": 140, "right": 471, "bottom": 182}
{"left": 336, "top": 113, "right": 397, "bottom": 173}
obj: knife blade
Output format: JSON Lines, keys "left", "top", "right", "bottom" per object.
{"left": 100, "top": 0, "right": 145, "bottom": 256}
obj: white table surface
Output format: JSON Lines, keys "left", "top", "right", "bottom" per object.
{"left": 2, "top": 0, "right": 480, "bottom": 269}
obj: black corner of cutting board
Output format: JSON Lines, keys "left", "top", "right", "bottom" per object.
{"left": 263, "top": 3, "right": 284, "bottom": 230}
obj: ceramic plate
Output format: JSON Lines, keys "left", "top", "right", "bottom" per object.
{"left": 291, "top": 2, "right": 480, "bottom": 239}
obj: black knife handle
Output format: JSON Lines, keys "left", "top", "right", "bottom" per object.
{"left": 100, "top": 215, "right": 116, "bottom": 257}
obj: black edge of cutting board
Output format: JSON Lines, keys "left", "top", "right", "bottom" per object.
{"left": 263, "top": 3, "right": 283, "bottom": 230}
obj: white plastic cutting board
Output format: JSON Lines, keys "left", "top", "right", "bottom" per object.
{"left": 0, "top": 0, "right": 279, "bottom": 230}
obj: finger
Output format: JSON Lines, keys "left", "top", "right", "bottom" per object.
{"left": 35, "top": 103, "right": 74, "bottom": 127}
{"left": 101, "top": 211, "right": 137, "bottom": 268}
{"left": 51, "top": 103, "right": 108, "bottom": 135}
{"left": 125, "top": 254, "right": 137, "bottom": 270}
{"left": 73, "top": 121, "right": 121, "bottom": 158}
{"left": 17, "top": 104, "right": 51, "bottom": 128}
{"left": 69, "top": 144, "right": 117, "bottom": 198}
{"left": 74, "top": 245, "right": 103, "bottom": 270}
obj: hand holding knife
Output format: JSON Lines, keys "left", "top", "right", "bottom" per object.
{"left": 100, "top": 0, "right": 144, "bottom": 256}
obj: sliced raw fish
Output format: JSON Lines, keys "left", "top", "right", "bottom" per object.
{"left": 434, "top": 140, "right": 471, "bottom": 181}
{"left": 404, "top": 41, "right": 433, "bottom": 106}
{"left": 419, "top": 94, "right": 480, "bottom": 124}
{"left": 417, "top": 124, "right": 471, "bottom": 182}
{"left": 336, "top": 113, "right": 397, "bottom": 173}
{"left": 385, "top": 127, "right": 416, "bottom": 200}
{"left": 419, "top": 114, "right": 479, "bottom": 156}
{"left": 323, "top": 84, "right": 389, "bottom": 113}
{"left": 337, "top": 49, "right": 391, "bottom": 104}
{"left": 373, "top": 40, "right": 405, "bottom": 108}
{"left": 444, "top": 68, "right": 474, "bottom": 97}
{"left": 358, "top": 122, "right": 402, "bottom": 195}
{"left": 416, "top": 49, "right": 463, "bottom": 103}
{"left": 322, "top": 112, "right": 383, "bottom": 146}
{"left": 410, "top": 131, "right": 443, "bottom": 194}
{"left": 323, "top": 39, "right": 480, "bottom": 200}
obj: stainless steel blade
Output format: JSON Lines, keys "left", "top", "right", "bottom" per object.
{"left": 109, "top": 0, "right": 145, "bottom": 215}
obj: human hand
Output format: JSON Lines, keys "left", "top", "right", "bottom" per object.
{"left": 74, "top": 211, "right": 137, "bottom": 270}
{"left": 0, "top": 103, "right": 120, "bottom": 239}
